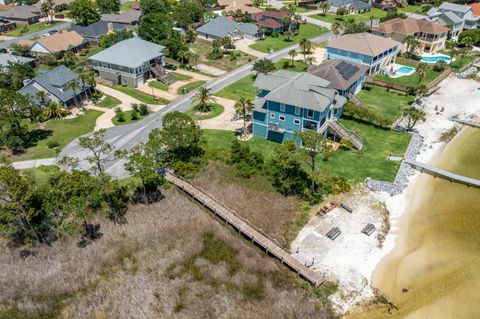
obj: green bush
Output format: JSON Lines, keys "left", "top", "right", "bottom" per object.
{"left": 458, "top": 29, "right": 480, "bottom": 46}
{"left": 139, "top": 103, "right": 149, "bottom": 116}
{"left": 130, "top": 109, "right": 138, "bottom": 121}
{"left": 131, "top": 103, "right": 139, "bottom": 112}
{"left": 114, "top": 107, "right": 125, "bottom": 122}
{"left": 47, "top": 140, "right": 60, "bottom": 149}
{"left": 229, "top": 139, "right": 264, "bottom": 178}
{"left": 342, "top": 102, "right": 392, "bottom": 128}
{"left": 282, "top": 60, "right": 290, "bottom": 69}
{"left": 433, "top": 60, "right": 447, "bottom": 72}
{"left": 172, "top": 161, "right": 198, "bottom": 177}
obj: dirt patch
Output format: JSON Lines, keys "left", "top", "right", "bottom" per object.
{"left": 191, "top": 163, "right": 301, "bottom": 247}
{"left": 0, "top": 188, "right": 332, "bottom": 319}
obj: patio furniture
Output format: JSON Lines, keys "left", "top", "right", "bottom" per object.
{"left": 326, "top": 227, "right": 341, "bottom": 240}
{"left": 361, "top": 223, "right": 376, "bottom": 236}
{"left": 340, "top": 203, "right": 353, "bottom": 213}
{"left": 319, "top": 202, "right": 337, "bottom": 214}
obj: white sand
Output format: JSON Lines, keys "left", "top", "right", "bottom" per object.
{"left": 292, "top": 76, "right": 480, "bottom": 315}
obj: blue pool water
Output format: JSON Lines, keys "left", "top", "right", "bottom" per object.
{"left": 421, "top": 55, "right": 451, "bottom": 63}
{"left": 397, "top": 66, "right": 414, "bottom": 74}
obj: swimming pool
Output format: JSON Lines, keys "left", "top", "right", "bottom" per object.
{"left": 397, "top": 66, "right": 415, "bottom": 74}
{"left": 420, "top": 55, "right": 451, "bottom": 63}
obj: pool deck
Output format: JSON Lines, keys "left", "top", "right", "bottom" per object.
{"left": 420, "top": 54, "right": 452, "bottom": 64}
{"left": 386, "top": 63, "right": 416, "bottom": 78}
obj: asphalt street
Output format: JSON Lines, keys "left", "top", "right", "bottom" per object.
{"left": 59, "top": 31, "right": 335, "bottom": 178}
{"left": 0, "top": 22, "right": 71, "bottom": 50}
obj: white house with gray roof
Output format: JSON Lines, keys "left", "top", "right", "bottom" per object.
{"left": 89, "top": 37, "right": 166, "bottom": 88}
{"left": 0, "top": 53, "right": 35, "bottom": 67}
{"left": 196, "top": 16, "right": 261, "bottom": 41}
{"left": 426, "top": 2, "right": 478, "bottom": 37}
{"left": 19, "top": 65, "right": 91, "bottom": 107}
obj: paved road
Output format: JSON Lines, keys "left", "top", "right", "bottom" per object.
{"left": 59, "top": 31, "right": 335, "bottom": 178}
{"left": 0, "top": 22, "right": 71, "bottom": 50}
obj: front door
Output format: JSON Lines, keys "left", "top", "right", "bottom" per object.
{"left": 117, "top": 74, "right": 122, "bottom": 85}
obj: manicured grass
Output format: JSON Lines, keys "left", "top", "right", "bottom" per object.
{"left": 16, "top": 110, "right": 103, "bottom": 160}
{"left": 450, "top": 54, "right": 477, "bottom": 70}
{"left": 6, "top": 21, "right": 63, "bottom": 37}
{"left": 112, "top": 110, "right": 148, "bottom": 126}
{"left": 374, "top": 61, "right": 442, "bottom": 86}
{"left": 96, "top": 94, "right": 121, "bottom": 108}
{"left": 203, "top": 119, "right": 411, "bottom": 182}
{"left": 186, "top": 103, "right": 224, "bottom": 120}
{"left": 311, "top": 7, "right": 387, "bottom": 24}
{"left": 112, "top": 85, "right": 169, "bottom": 104}
{"left": 76, "top": 45, "right": 103, "bottom": 65}
{"left": 215, "top": 59, "right": 308, "bottom": 101}
{"left": 171, "top": 72, "right": 192, "bottom": 81}
{"left": 177, "top": 80, "right": 206, "bottom": 95}
{"left": 249, "top": 24, "right": 328, "bottom": 53}
{"left": 358, "top": 86, "right": 414, "bottom": 123}
{"left": 148, "top": 80, "right": 169, "bottom": 91}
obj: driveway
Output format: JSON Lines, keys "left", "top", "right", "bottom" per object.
{"left": 198, "top": 96, "right": 243, "bottom": 131}
{"left": 235, "top": 39, "right": 267, "bottom": 58}
{"left": 0, "top": 22, "right": 71, "bottom": 49}
{"left": 59, "top": 31, "right": 335, "bottom": 179}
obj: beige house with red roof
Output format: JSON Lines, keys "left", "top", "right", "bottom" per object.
{"left": 371, "top": 17, "right": 449, "bottom": 54}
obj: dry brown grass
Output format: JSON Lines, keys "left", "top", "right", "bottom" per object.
{"left": 191, "top": 163, "right": 301, "bottom": 247}
{"left": 0, "top": 188, "right": 333, "bottom": 319}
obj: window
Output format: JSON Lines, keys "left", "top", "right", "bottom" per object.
{"left": 295, "top": 106, "right": 300, "bottom": 115}
{"left": 270, "top": 113, "right": 275, "bottom": 119}
{"left": 307, "top": 109, "right": 314, "bottom": 118}
{"left": 280, "top": 103, "right": 286, "bottom": 112}
{"left": 279, "top": 115, "right": 285, "bottom": 121}
{"left": 294, "top": 118, "right": 300, "bottom": 125}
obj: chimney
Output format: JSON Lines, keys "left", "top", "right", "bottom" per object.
{"left": 107, "top": 23, "right": 113, "bottom": 34}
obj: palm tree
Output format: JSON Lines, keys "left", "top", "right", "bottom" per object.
{"left": 318, "top": 1, "right": 330, "bottom": 15}
{"left": 332, "top": 22, "right": 342, "bottom": 37}
{"left": 288, "top": 49, "right": 297, "bottom": 67}
{"left": 234, "top": 97, "right": 254, "bottom": 139}
{"left": 258, "top": 25, "right": 265, "bottom": 39}
{"left": 404, "top": 35, "right": 419, "bottom": 57}
{"left": 299, "top": 37, "right": 313, "bottom": 60}
{"left": 415, "top": 84, "right": 428, "bottom": 99}
{"left": 66, "top": 80, "right": 80, "bottom": 106}
{"left": 402, "top": 106, "right": 426, "bottom": 131}
{"left": 85, "top": 69, "right": 97, "bottom": 94}
{"left": 189, "top": 52, "right": 200, "bottom": 70}
{"left": 305, "top": 55, "right": 317, "bottom": 65}
{"left": 368, "top": 15, "right": 375, "bottom": 27}
{"left": 415, "top": 62, "right": 429, "bottom": 84}
{"left": 40, "top": 2, "right": 50, "bottom": 23}
{"left": 177, "top": 50, "right": 189, "bottom": 66}
{"left": 446, "top": 40, "right": 456, "bottom": 61}
{"left": 192, "top": 87, "right": 217, "bottom": 113}
{"left": 79, "top": 69, "right": 91, "bottom": 99}
{"left": 42, "top": 101, "right": 67, "bottom": 120}
{"left": 35, "top": 90, "right": 48, "bottom": 107}
{"left": 282, "top": 16, "right": 291, "bottom": 32}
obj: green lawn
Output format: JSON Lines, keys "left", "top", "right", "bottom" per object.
{"left": 215, "top": 59, "right": 308, "bottom": 101}
{"left": 120, "top": 0, "right": 136, "bottom": 11}
{"left": 358, "top": 86, "right": 414, "bottom": 123}
{"left": 112, "top": 85, "right": 169, "bottom": 104}
{"left": 112, "top": 110, "right": 148, "bottom": 126}
{"left": 171, "top": 72, "right": 192, "bottom": 81}
{"left": 203, "top": 119, "right": 411, "bottom": 182}
{"left": 186, "top": 103, "right": 224, "bottom": 120}
{"left": 249, "top": 24, "right": 328, "bottom": 53}
{"left": 450, "top": 54, "right": 477, "bottom": 70}
{"left": 311, "top": 7, "right": 387, "bottom": 24}
{"left": 148, "top": 80, "right": 169, "bottom": 91}
{"left": 374, "top": 61, "right": 442, "bottom": 86}
{"left": 6, "top": 21, "right": 63, "bottom": 37}
{"left": 76, "top": 45, "right": 103, "bottom": 65}
{"left": 177, "top": 80, "right": 206, "bottom": 95}
{"left": 16, "top": 110, "right": 103, "bottom": 161}
{"left": 96, "top": 95, "right": 121, "bottom": 108}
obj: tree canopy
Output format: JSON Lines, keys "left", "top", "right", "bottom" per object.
{"left": 69, "top": 0, "right": 100, "bottom": 26}
{"left": 97, "top": 0, "right": 120, "bottom": 13}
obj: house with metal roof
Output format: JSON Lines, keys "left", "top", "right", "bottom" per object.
{"left": 196, "top": 16, "right": 260, "bottom": 41}
{"left": 89, "top": 37, "right": 166, "bottom": 88}
{"left": 0, "top": 5, "right": 40, "bottom": 24}
{"left": 371, "top": 17, "right": 449, "bottom": 54}
{"left": 0, "top": 53, "right": 35, "bottom": 67}
{"left": 327, "top": 0, "right": 371, "bottom": 14}
{"left": 101, "top": 9, "right": 142, "bottom": 26}
{"left": 426, "top": 2, "right": 478, "bottom": 37}
{"left": 326, "top": 32, "right": 400, "bottom": 74}
{"left": 18, "top": 65, "right": 92, "bottom": 107}
{"left": 252, "top": 70, "right": 352, "bottom": 144}
{"left": 308, "top": 60, "right": 368, "bottom": 98}
{"left": 69, "top": 20, "right": 125, "bottom": 41}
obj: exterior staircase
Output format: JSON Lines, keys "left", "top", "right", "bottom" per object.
{"left": 327, "top": 119, "right": 364, "bottom": 150}
{"left": 150, "top": 65, "right": 177, "bottom": 85}
{"left": 348, "top": 93, "right": 362, "bottom": 106}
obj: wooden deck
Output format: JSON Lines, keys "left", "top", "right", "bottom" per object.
{"left": 165, "top": 173, "right": 325, "bottom": 287}
{"left": 404, "top": 159, "right": 480, "bottom": 188}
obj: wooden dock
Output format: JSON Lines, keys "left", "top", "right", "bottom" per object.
{"left": 404, "top": 159, "right": 480, "bottom": 188}
{"left": 165, "top": 173, "right": 325, "bottom": 287}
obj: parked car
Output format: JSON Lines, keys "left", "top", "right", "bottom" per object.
{"left": 224, "top": 44, "right": 236, "bottom": 50}
{"left": 164, "top": 63, "right": 177, "bottom": 70}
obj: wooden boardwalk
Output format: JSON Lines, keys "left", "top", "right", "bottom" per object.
{"left": 404, "top": 159, "right": 480, "bottom": 188}
{"left": 165, "top": 173, "right": 325, "bottom": 287}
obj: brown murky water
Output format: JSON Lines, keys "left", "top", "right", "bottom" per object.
{"left": 349, "top": 128, "right": 480, "bottom": 319}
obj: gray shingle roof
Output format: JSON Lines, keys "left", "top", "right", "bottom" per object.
{"left": 196, "top": 16, "right": 258, "bottom": 38}
{"left": 0, "top": 5, "right": 39, "bottom": 20}
{"left": 254, "top": 70, "right": 346, "bottom": 112}
{"left": 101, "top": 9, "right": 141, "bottom": 24}
{"left": 18, "top": 65, "right": 86, "bottom": 103}
{"left": 69, "top": 20, "right": 125, "bottom": 39}
{"left": 0, "top": 53, "right": 35, "bottom": 67}
{"left": 89, "top": 37, "right": 165, "bottom": 68}
{"left": 308, "top": 60, "right": 368, "bottom": 91}
{"left": 439, "top": 2, "right": 472, "bottom": 14}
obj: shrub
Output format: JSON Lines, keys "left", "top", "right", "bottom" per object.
{"left": 229, "top": 139, "right": 264, "bottom": 178}
{"left": 131, "top": 103, "right": 139, "bottom": 112}
{"left": 114, "top": 107, "right": 125, "bottom": 122}
{"left": 172, "top": 161, "right": 198, "bottom": 177}
{"left": 282, "top": 60, "right": 290, "bottom": 69}
{"left": 342, "top": 102, "right": 392, "bottom": 128}
{"left": 139, "top": 103, "right": 149, "bottom": 116}
{"left": 339, "top": 139, "right": 353, "bottom": 150}
{"left": 271, "top": 32, "right": 279, "bottom": 38}
{"left": 433, "top": 59, "right": 447, "bottom": 72}
{"left": 130, "top": 110, "right": 138, "bottom": 121}
{"left": 47, "top": 140, "right": 60, "bottom": 149}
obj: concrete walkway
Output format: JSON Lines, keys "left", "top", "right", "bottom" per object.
{"left": 235, "top": 39, "right": 267, "bottom": 58}
{"left": 197, "top": 64, "right": 226, "bottom": 76}
{"left": 12, "top": 158, "right": 57, "bottom": 169}
{"left": 174, "top": 68, "right": 215, "bottom": 81}
{"left": 198, "top": 96, "right": 244, "bottom": 131}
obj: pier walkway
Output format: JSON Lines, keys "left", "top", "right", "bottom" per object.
{"left": 404, "top": 159, "right": 480, "bottom": 188}
{"left": 165, "top": 173, "right": 325, "bottom": 287}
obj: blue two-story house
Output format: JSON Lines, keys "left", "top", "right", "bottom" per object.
{"left": 326, "top": 32, "right": 400, "bottom": 74}
{"left": 252, "top": 70, "right": 349, "bottom": 144}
